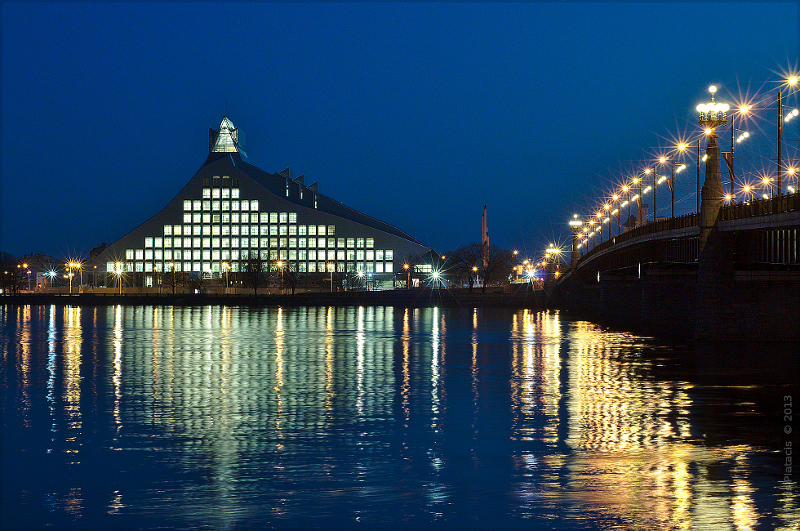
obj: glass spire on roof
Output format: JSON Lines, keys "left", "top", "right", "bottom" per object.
{"left": 209, "top": 116, "right": 247, "bottom": 157}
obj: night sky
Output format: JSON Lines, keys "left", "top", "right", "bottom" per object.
{"left": 3, "top": 3, "right": 798, "bottom": 261}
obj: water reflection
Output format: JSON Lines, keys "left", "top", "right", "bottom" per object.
{"left": 1, "top": 305, "right": 797, "bottom": 529}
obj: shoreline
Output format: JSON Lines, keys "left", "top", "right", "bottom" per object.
{"left": 1, "top": 287, "right": 548, "bottom": 309}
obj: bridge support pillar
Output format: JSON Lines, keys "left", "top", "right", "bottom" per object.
{"left": 699, "top": 134, "right": 724, "bottom": 252}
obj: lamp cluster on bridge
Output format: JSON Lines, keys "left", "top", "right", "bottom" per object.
{"left": 561, "top": 68, "right": 800, "bottom": 260}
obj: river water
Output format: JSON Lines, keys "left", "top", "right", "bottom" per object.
{"left": 1, "top": 304, "right": 797, "bottom": 529}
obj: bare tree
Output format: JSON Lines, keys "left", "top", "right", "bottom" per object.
{"left": 242, "top": 253, "right": 268, "bottom": 295}
{"left": 478, "top": 243, "right": 514, "bottom": 293}
{"left": 448, "top": 243, "right": 483, "bottom": 293}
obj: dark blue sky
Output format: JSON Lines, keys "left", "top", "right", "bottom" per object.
{"left": 3, "top": 2, "right": 798, "bottom": 261}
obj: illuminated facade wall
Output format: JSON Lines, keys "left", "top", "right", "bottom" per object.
{"left": 92, "top": 117, "right": 430, "bottom": 282}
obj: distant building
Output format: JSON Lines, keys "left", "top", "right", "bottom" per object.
{"left": 91, "top": 116, "right": 431, "bottom": 287}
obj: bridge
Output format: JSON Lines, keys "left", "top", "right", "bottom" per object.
{"left": 553, "top": 131, "right": 800, "bottom": 341}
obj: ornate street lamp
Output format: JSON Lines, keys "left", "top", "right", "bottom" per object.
{"left": 568, "top": 215, "right": 583, "bottom": 266}
{"left": 778, "top": 76, "right": 798, "bottom": 195}
{"left": 697, "top": 85, "right": 729, "bottom": 250}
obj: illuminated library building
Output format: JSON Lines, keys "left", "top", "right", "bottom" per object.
{"left": 92, "top": 117, "right": 431, "bottom": 287}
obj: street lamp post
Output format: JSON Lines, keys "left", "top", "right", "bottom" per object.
{"left": 778, "top": 76, "right": 798, "bottom": 196}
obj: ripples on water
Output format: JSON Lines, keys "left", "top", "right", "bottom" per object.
{"left": 1, "top": 304, "right": 797, "bottom": 529}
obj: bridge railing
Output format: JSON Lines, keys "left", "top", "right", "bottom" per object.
{"left": 576, "top": 192, "right": 799, "bottom": 267}
{"left": 578, "top": 212, "right": 699, "bottom": 264}
{"left": 719, "top": 191, "right": 799, "bottom": 221}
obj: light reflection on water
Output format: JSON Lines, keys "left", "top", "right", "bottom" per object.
{"left": 1, "top": 304, "right": 797, "bottom": 529}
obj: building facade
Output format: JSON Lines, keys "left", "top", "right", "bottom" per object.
{"left": 91, "top": 117, "right": 431, "bottom": 287}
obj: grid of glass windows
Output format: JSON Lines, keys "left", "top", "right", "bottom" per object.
{"left": 127, "top": 194, "right": 400, "bottom": 276}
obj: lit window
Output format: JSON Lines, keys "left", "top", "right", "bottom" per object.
{"left": 289, "top": 212, "right": 297, "bottom": 223}
{"left": 270, "top": 238, "right": 277, "bottom": 248}
{"left": 232, "top": 189, "right": 239, "bottom": 198}
{"left": 241, "top": 238, "right": 249, "bottom": 248}
{"left": 222, "top": 201, "right": 230, "bottom": 211}
{"left": 222, "top": 238, "right": 229, "bottom": 248}
{"left": 164, "top": 250, "right": 172, "bottom": 260}
{"left": 126, "top": 249, "right": 134, "bottom": 260}
{"left": 357, "top": 250, "right": 364, "bottom": 261}
{"left": 241, "top": 201, "right": 249, "bottom": 211}
{"left": 279, "top": 238, "right": 287, "bottom": 248}
{"left": 221, "top": 250, "right": 229, "bottom": 260}
{"left": 270, "top": 250, "right": 278, "bottom": 260}
{"left": 135, "top": 249, "right": 144, "bottom": 260}
{"left": 212, "top": 250, "right": 220, "bottom": 261}
{"left": 270, "top": 212, "right": 278, "bottom": 223}
{"left": 385, "top": 250, "right": 393, "bottom": 260}
{"left": 241, "top": 213, "right": 250, "bottom": 224}
{"left": 260, "top": 226, "right": 268, "bottom": 236}
{"left": 202, "top": 214, "right": 211, "bottom": 224}
{"left": 260, "top": 213, "right": 269, "bottom": 224}
{"left": 289, "top": 225, "right": 297, "bottom": 236}
{"left": 260, "top": 238, "right": 268, "bottom": 248}
{"left": 299, "top": 237, "right": 306, "bottom": 248}
{"left": 251, "top": 200, "right": 258, "bottom": 211}
{"left": 376, "top": 263, "right": 384, "bottom": 273}
{"left": 136, "top": 262, "right": 144, "bottom": 272}
{"left": 366, "top": 251, "right": 374, "bottom": 261}
{"left": 308, "top": 225, "right": 316, "bottom": 236}
{"left": 232, "top": 238, "right": 239, "bottom": 248}
{"left": 174, "top": 250, "right": 182, "bottom": 260}
{"left": 193, "top": 200, "right": 202, "bottom": 211}
{"left": 145, "top": 237, "right": 153, "bottom": 248}
{"left": 309, "top": 250, "right": 317, "bottom": 261}
{"left": 222, "top": 188, "right": 230, "bottom": 199}
{"left": 299, "top": 250, "right": 307, "bottom": 261}
{"left": 193, "top": 238, "right": 201, "bottom": 248}
{"left": 212, "top": 201, "right": 220, "bottom": 211}
{"left": 202, "top": 250, "right": 210, "bottom": 261}
{"left": 318, "top": 225, "right": 326, "bottom": 235}
{"left": 173, "top": 225, "right": 182, "bottom": 236}
{"left": 183, "top": 237, "right": 191, "bottom": 248}
{"left": 318, "top": 238, "right": 326, "bottom": 248}
{"left": 337, "top": 238, "right": 344, "bottom": 248}
{"left": 184, "top": 200, "right": 192, "bottom": 211}
{"left": 232, "top": 201, "right": 239, "bottom": 211}
{"left": 251, "top": 238, "right": 258, "bottom": 248}
{"left": 289, "top": 238, "right": 297, "bottom": 248}
{"left": 289, "top": 250, "right": 297, "bottom": 260}
{"left": 299, "top": 225, "right": 307, "bottom": 235}
{"left": 155, "top": 250, "right": 163, "bottom": 260}
{"left": 366, "top": 238, "right": 374, "bottom": 248}
{"left": 192, "top": 226, "right": 201, "bottom": 236}
{"left": 328, "top": 226, "right": 335, "bottom": 235}
{"left": 212, "top": 188, "right": 220, "bottom": 199}
{"left": 183, "top": 213, "right": 191, "bottom": 223}
{"left": 357, "top": 238, "right": 364, "bottom": 248}
{"left": 280, "top": 225, "right": 287, "bottom": 236}
{"left": 192, "top": 213, "right": 201, "bottom": 224}
{"left": 164, "top": 238, "right": 172, "bottom": 248}
{"left": 212, "top": 238, "right": 220, "bottom": 248}
{"left": 347, "top": 250, "right": 355, "bottom": 260}
{"left": 280, "top": 212, "right": 288, "bottom": 223}
{"left": 337, "top": 250, "right": 345, "bottom": 261}
{"left": 299, "top": 262, "right": 306, "bottom": 272}
{"left": 385, "top": 263, "right": 393, "bottom": 273}
{"left": 308, "top": 262, "right": 316, "bottom": 273}
{"left": 270, "top": 226, "right": 277, "bottom": 236}
{"left": 232, "top": 213, "right": 240, "bottom": 224}
{"left": 376, "top": 250, "right": 383, "bottom": 260}
{"left": 347, "top": 238, "right": 354, "bottom": 248}
{"left": 212, "top": 214, "right": 221, "bottom": 224}
{"left": 222, "top": 214, "right": 230, "bottom": 224}
{"left": 240, "top": 226, "right": 249, "bottom": 236}
{"left": 164, "top": 225, "right": 172, "bottom": 236}
{"left": 366, "top": 263, "right": 374, "bottom": 273}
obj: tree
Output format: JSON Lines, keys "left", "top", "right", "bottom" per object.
{"left": 447, "top": 243, "right": 483, "bottom": 293}
{"left": 243, "top": 253, "right": 268, "bottom": 295}
{"left": 478, "top": 243, "right": 514, "bottom": 293}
